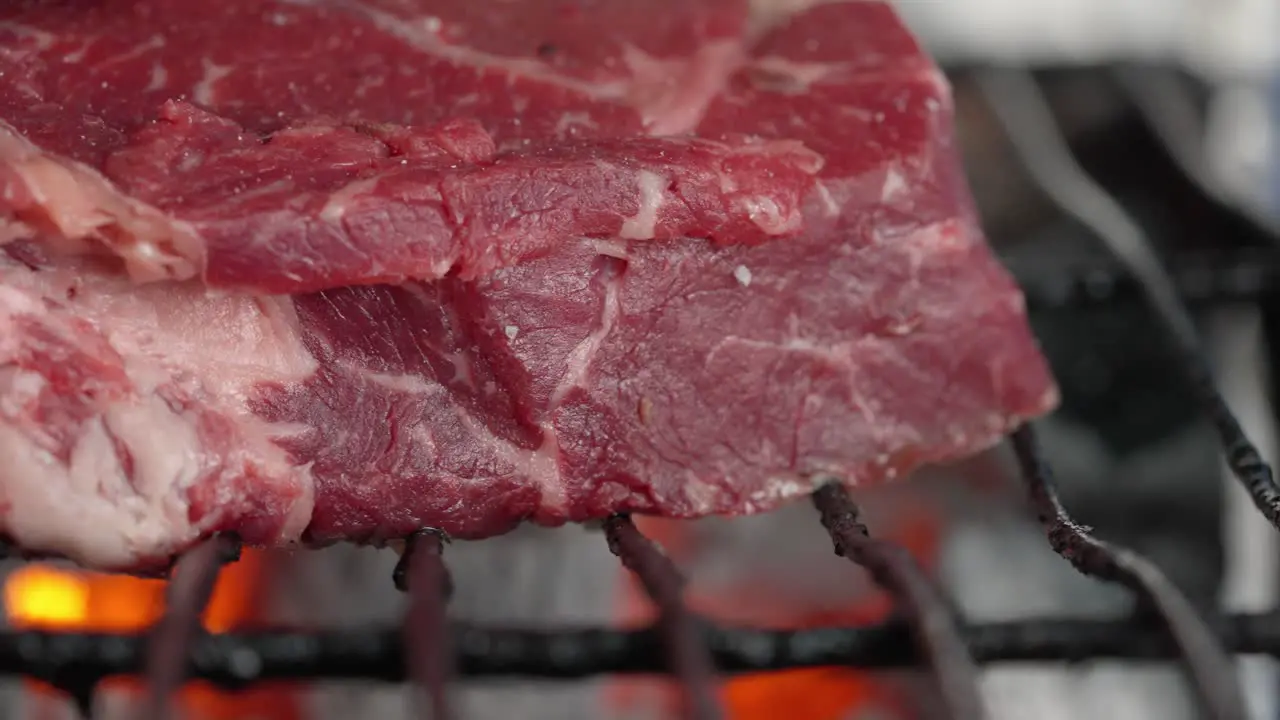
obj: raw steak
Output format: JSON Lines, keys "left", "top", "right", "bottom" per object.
{"left": 0, "top": 0, "right": 1060, "bottom": 572}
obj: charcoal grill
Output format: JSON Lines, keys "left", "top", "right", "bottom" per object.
{"left": 2, "top": 68, "right": 1278, "bottom": 720}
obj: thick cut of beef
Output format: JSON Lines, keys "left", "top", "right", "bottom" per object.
{"left": 0, "top": 0, "right": 1059, "bottom": 571}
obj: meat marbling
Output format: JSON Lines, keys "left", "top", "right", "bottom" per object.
{"left": 0, "top": 0, "right": 1059, "bottom": 571}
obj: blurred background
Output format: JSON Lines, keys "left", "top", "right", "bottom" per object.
{"left": 2, "top": 1, "right": 1278, "bottom": 718}
{"left": 897, "top": 0, "right": 1280, "bottom": 716}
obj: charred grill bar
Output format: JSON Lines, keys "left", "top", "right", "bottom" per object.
{"left": 398, "top": 531, "right": 455, "bottom": 720}
{"left": 5, "top": 610, "right": 1280, "bottom": 686}
{"left": 603, "top": 515, "right": 724, "bottom": 720}
{"left": 142, "top": 536, "right": 241, "bottom": 720}
{"left": 812, "top": 484, "right": 986, "bottom": 720}
{"left": 1011, "top": 428, "right": 1247, "bottom": 718}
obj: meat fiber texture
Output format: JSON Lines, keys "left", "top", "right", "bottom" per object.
{"left": 0, "top": 0, "right": 1059, "bottom": 572}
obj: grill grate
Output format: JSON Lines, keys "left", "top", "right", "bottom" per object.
{"left": 7, "top": 606, "right": 1280, "bottom": 684}
{"left": 1, "top": 69, "right": 1277, "bottom": 720}
{"left": 0, "top": 462, "right": 1257, "bottom": 720}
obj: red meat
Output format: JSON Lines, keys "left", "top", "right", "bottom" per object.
{"left": 0, "top": 0, "right": 1058, "bottom": 571}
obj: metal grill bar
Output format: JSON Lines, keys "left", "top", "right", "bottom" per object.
{"left": 1009, "top": 249, "right": 1280, "bottom": 309}
{"left": 1011, "top": 426, "right": 1247, "bottom": 719}
{"left": 812, "top": 483, "right": 987, "bottom": 720}
{"left": 397, "top": 530, "right": 454, "bottom": 720}
{"left": 603, "top": 515, "right": 724, "bottom": 720}
{"left": 6, "top": 611, "right": 1280, "bottom": 686}
{"left": 142, "top": 536, "right": 239, "bottom": 720}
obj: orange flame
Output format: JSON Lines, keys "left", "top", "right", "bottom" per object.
{"left": 4, "top": 550, "right": 301, "bottom": 720}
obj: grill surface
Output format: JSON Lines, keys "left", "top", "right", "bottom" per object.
{"left": 1, "top": 68, "right": 1277, "bottom": 720}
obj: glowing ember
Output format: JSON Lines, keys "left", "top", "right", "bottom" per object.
{"left": 4, "top": 566, "right": 91, "bottom": 629}
{"left": 724, "top": 669, "right": 883, "bottom": 720}
{"left": 3, "top": 550, "right": 301, "bottom": 720}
